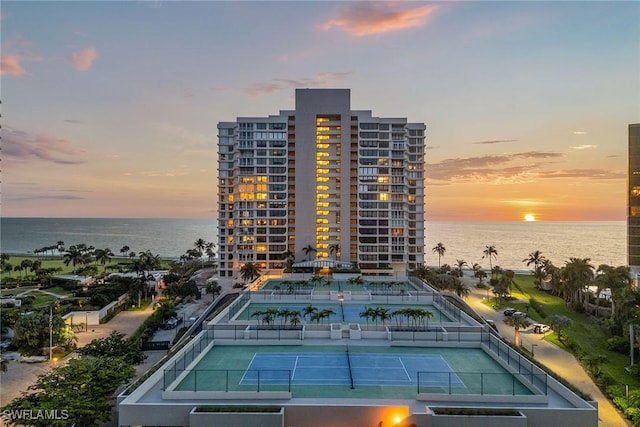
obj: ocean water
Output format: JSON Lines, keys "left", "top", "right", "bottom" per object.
{"left": 0, "top": 218, "right": 217, "bottom": 259}
{"left": 0, "top": 218, "right": 626, "bottom": 269}
{"left": 426, "top": 221, "right": 626, "bottom": 271}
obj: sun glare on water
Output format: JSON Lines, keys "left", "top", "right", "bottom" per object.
{"left": 524, "top": 213, "right": 536, "bottom": 222}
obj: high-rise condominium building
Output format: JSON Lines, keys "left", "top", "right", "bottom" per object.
{"left": 217, "top": 89, "right": 425, "bottom": 286}
{"left": 628, "top": 123, "right": 640, "bottom": 282}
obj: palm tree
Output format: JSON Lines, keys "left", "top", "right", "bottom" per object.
{"left": 359, "top": 307, "right": 377, "bottom": 325}
{"left": 561, "top": 257, "right": 595, "bottom": 307}
{"left": 94, "top": 248, "right": 114, "bottom": 266}
{"left": 512, "top": 313, "right": 528, "bottom": 347}
{"left": 329, "top": 244, "right": 340, "bottom": 258}
{"left": 302, "top": 245, "right": 317, "bottom": 260}
{"left": 302, "top": 304, "right": 318, "bottom": 322}
{"left": 523, "top": 250, "right": 546, "bottom": 287}
{"left": 471, "top": 263, "right": 486, "bottom": 285}
{"left": 63, "top": 247, "right": 82, "bottom": 272}
{"left": 194, "top": 238, "right": 207, "bottom": 254}
{"left": 482, "top": 245, "right": 498, "bottom": 270}
{"left": 240, "top": 262, "right": 260, "bottom": 283}
{"left": 206, "top": 280, "right": 222, "bottom": 299}
{"left": 281, "top": 249, "right": 295, "bottom": 271}
{"left": 375, "top": 306, "right": 391, "bottom": 326}
{"left": 454, "top": 259, "right": 467, "bottom": 277}
{"left": 120, "top": 245, "right": 130, "bottom": 257}
{"left": 595, "top": 264, "right": 629, "bottom": 319}
{"left": 452, "top": 279, "right": 470, "bottom": 299}
{"left": 523, "top": 250, "right": 545, "bottom": 271}
{"left": 318, "top": 308, "right": 335, "bottom": 323}
{"left": 205, "top": 242, "right": 216, "bottom": 262}
{"left": 432, "top": 242, "right": 446, "bottom": 269}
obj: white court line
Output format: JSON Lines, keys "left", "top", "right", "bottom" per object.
{"left": 292, "top": 356, "right": 299, "bottom": 380}
{"left": 240, "top": 353, "right": 259, "bottom": 384}
{"left": 398, "top": 356, "right": 412, "bottom": 381}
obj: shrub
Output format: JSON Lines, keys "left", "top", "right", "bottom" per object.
{"left": 607, "top": 336, "right": 630, "bottom": 354}
{"left": 529, "top": 297, "right": 547, "bottom": 319}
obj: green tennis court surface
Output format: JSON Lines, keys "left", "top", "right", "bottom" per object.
{"left": 172, "top": 345, "right": 534, "bottom": 398}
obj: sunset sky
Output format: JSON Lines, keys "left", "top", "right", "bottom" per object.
{"left": 2, "top": 1, "right": 639, "bottom": 221}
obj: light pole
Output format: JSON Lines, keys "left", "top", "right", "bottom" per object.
{"left": 49, "top": 305, "right": 53, "bottom": 362}
{"left": 85, "top": 311, "right": 90, "bottom": 332}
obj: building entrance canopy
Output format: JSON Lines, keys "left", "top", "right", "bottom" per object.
{"left": 292, "top": 258, "right": 353, "bottom": 269}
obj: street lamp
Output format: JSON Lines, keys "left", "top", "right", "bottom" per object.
{"left": 85, "top": 311, "right": 90, "bottom": 332}
{"left": 338, "top": 294, "right": 345, "bottom": 321}
{"left": 49, "top": 305, "right": 53, "bottom": 362}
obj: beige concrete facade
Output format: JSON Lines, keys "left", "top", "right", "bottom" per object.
{"left": 217, "top": 89, "right": 425, "bottom": 287}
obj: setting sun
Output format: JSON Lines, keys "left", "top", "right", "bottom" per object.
{"left": 524, "top": 213, "right": 536, "bottom": 222}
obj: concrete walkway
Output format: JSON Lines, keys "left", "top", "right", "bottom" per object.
{"left": 461, "top": 276, "right": 630, "bottom": 427}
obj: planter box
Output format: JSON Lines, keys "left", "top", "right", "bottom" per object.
{"left": 190, "top": 407, "right": 283, "bottom": 427}
{"left": 429, "top": 408, "right": 526, "bottom": 427}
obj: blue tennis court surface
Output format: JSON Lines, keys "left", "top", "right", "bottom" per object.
{"left": 245, "top": 304, "right": 448, "bottom": 323}
{"left": 240, "top": 352, "right": 465, "bottom": 387}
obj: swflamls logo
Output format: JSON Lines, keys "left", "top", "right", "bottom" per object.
{"left": 2, "top": 409, "right": 70, "bottom": 422}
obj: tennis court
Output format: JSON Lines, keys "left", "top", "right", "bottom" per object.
{"left": 259, "top": 279, "right": 419, "bottom": 293}
{"left": 235, "top": 303, "right": 453, "bottom": 323}
{"left": 171, "top": 345, "right": 535, "bottom": 398}
{"left": 241, "top": 351, "right": 464, "bottom": 387}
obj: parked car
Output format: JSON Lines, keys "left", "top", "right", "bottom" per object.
{"left": 512, "top": 311, "right": 527, "bottom": 318}
{"left": 503, "top": 308, "right": 517, "bottom": 316}
{"left": 533, "top": 324, "right": 550, "bottom": 334}
{"left": 485, "top": 319, "right": 498, "bottom": 331}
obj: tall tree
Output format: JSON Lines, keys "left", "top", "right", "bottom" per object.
{"left": 63, "top": 245, "right": 92, "bottom": 273}
{"left": 482, "top": 245, "right": 498, "bottom": 270}
{"left": 328, "top": 244, "right": 340, "bottom": 258}
{"left": 193, "top": 238, "right": 206, "bottom": 255}
{"left": 561, "top": 257, "right": 595, "bottom": 306}
{"left": 523, "top": 250, "right": 546, "bottom": 287}
{"left": 512, "top": 312, "right": 528, "bottom": 347}
{"left": 549, "top": 314, "right": 573, "bottom": 342}
{"left": 78, "top": 331, "right": 146, "bottom": 364}
{"left": 240, "top": 262, "right": 260, "bottom": 283}
{"left": 94, "top": 248, "right": 114, "bottom": 266}
{"left": 302, "top": 245, "right": 317, "bottom": 260}
{"left": 2, "top": 356, "right": 135, "bottom": 427}
{"left": 205, "top": 241, "right": 216, "bottom": 261}
{"left": 594, "top": 264, "right": 629, "bottom": 319}
{"left": 432, "top": 242, "right": 446, "bottom": 269}
{"left": 120, "top": 245, "right": 131, "bottom": 257}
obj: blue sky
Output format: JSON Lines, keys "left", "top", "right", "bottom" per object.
{"left": 2, "top": 1, "right": 639, "bottom": 220}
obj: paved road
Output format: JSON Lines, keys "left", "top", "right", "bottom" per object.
{"left": 461, "top": 276, "right": 630, "bottom": 427}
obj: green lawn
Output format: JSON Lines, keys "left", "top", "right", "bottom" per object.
{"left": 483, "top": 275, "right": 640, "bottom": 388}
{"left": 1, "top": 255, "right": 172, "bottom": 282}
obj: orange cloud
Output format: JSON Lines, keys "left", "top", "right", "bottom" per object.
{"left": 319, "top": 3, "right": 439, "bottom": 36}
{"left": 0, "top": 54, "right": 26, "bottom": 76}
{"left": 68, "top": 47, "right": 97, "bottom": 71}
